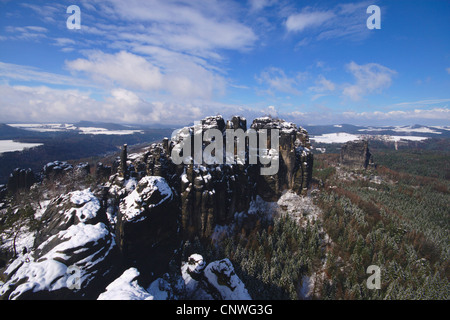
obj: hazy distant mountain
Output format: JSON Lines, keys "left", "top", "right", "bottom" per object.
{"left": 304, "top": 124, "right": 450, "bottom": 139}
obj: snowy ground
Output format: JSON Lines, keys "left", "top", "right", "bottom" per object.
{"left": 0, "top": 140, "right": 43, "bottom": 154}
{"left": 310, "top": 133, "right": 361, "bottom": 144}
{"left": 78, "top": 127, "right": 143, "bottom": 135}
{"left": 7, "top": 123, "right": 143, "bottom": 135}
{"left": 7, "top": 123, "right": 76, "bottom": 132}
{"left": 310, "top": 132, "right": 429, "bottom": 144}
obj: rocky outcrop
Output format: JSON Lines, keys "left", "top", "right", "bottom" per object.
{"left": 123, "top": 115, "right": 313, "bottom": 240}
{"left": 251, "top": 117, "right": 313, "bottom": 201}
{"left": 339, "top": 140, "right": 373, "bottom": 169}
{"left": 115, "top": 176, "right": 178, "bottom": 284}
{"left": 180, "top": 254, "right": 251, "bottom": 300}
{"left": 42, "top": 161, "right": 74, "bottom": 178}
{"left": 0, "top": 189, "right": 117, "bottom": 299}
{"left": 97, "top": 267, "right": 163, "bottom": 300}
{"left": 173, "top": 116, "right": 312, "bottom": 239}
{"left": 95, "top": 162, "right": 112, "bottom": 180}
{"left": 97, "top": 253, "right": 251, "bottom": 300}
{"left": 74, "top": 162, "right": 91, "bottom": 178}
{"left": 119, "top": 144, "right": 129, "bottom": 178}
{"left": 6, "top": 168, "right": 35, "bottom": 194}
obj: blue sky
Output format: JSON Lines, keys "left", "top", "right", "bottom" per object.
{"left": 0, "top": 0, "right": 449, "bottom": 126}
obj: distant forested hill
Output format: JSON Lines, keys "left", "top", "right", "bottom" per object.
{"left": 0, "top": 125, "right": 174, "bottom": 184}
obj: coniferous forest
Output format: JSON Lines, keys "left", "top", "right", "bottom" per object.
{"left": 188, "top": 146, "right": 450, "bottom": 300}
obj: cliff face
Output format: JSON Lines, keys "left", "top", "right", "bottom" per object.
{"left": 339, "top": 140, "right": 373, "bottom": 169}
{"left": 126, "top": 115, "right": 313, "bottom": 239}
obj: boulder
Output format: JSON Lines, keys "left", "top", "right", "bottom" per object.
{"left": 97, "top": 267, "right": 154, "bottom": 300}
{"left": 204, "top": 258, "right": 251, "bottom": 300}
{"left": 180, "top": 254, "right": 251, "bottom": 300}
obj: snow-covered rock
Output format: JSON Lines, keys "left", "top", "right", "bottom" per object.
{"left": 1, "top": 221, "right": 115, "bottom": 299}
{"left": 185, "top": 253, "right": 206, "bottom": 276}
{"left": 116, "top": 176, "right": 178, "bottom": 280}
{"left": 0, "top": 189, "right": 117, "bottom": 299}
{"left": 179, "top": 254, "right": 251, "bottom": 300}
{"left": 204, "top": 258, "right": 251, "bottom": 300}
{"left": 120, "top": 176, "right": 173, "bottom": 223}
{"left": 98, "top": 268, "right": 153, "bottom": 300}
{"left": 98, "top": 267, "right": 173, "bottom": 300}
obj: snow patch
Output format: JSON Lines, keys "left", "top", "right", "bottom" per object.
{"left": 97, "top": 268, "right": 153, "bottom": 300}
{"left": 310, "top": 133, "right": 361, "bottom": 144}
{"left": 1, "top": 222, "right": 112, "bottom": 299}
{"left": 67, "top": 189, "right": 101, "bottom": 223}
{"left": 0, "top": 140, "right": 43, "bottom": 154}
{"left": 204, "top": 258, "right": 251, "bottom": 300}
{"left": 120, "top": 176, "right": 173, "bottom": 222}
{"left": 78, "top": 127, "right": 143, "bottom": 135}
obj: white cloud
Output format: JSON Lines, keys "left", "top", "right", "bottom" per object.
{"left": 2, "top": 0, "right": 257, "bottom": 118}
{"left": 285, "top": 2, "right": 372, "bottom": 42}
{"left": 20, "top": 3, "right": 66, "bottom": 24}
{"left": 308, "top": 75, "right": 335, "bottom": 100}
{"left": 446, "top": 67, "right": 450, "bottom": 74}
{"left": 0, "top": 83, "right": 243, "bottom": 125}
{"left": 110, "top": 88, "right": 141, "bottom": 106}
{"left": 256, "top": 67, "right": 304, "bottom": 95}
{"left": 391, "top": 98, "right": 450, "bottom": 108}
{"left": 2, "top": 82, "right": 448, "bottom": 126}
{"left": 340, "top": 108, "right": 450, "bottom": 122}
{"left": 66, "top": 51, "right": 164, "bottom": 91}
{"left": 3, "top": 25, "right": 48, "bottom": 41}
{"left": 285, "top": 10, "right": 334, "bottom": 33}
{"left": 0, "top": 62, "right": 92, "bottom": 88}
{"left": 0, "top": 85, "right": 97, "bottom": 123}
{"left": 88, "top": 0, "right": 257, "bottom": 58}
{"left": 343, "top": 61, "right": 396, "bottom": 101}
{"left": 54, "top": 38, "right": 76, "bottom": 47}
{"left": 249, "top": 0, "right": 276, "bottom": 12}
{"left": 280, "top": 107, "right": 450, "bottom": 126}
{"left": 66, "top": 50, "right": 226, "bottom": 101}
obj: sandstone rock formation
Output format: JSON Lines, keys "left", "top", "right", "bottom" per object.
{"left": 6, "top": 168, "right": 35, "bottom": 194}
{"left": 42, "top": 161, "right": 73, "bottom": 178}
{"left": 115, "top": 176, "right": 178, "bottom": 283}
{"left": 251, "top": 117, "right": 313, "bottom": 201}
{"left": 125, "top": 115, "right": 313, "bottom": 240}
{"left": 339, "top": 140, "right": 373, "bottom": 169}
{"left": 95, "top": 162, "right": 112, "bottom": 180}
{"left": 180, "top": 254, "right": 251, "bottom": 300}
{"left": 0, "top": 189, "right": 117, "bottom": 299}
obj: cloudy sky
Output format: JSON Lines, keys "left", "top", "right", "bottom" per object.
{"left": 0, "top": 0, "right": 449, "bottom": 126}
